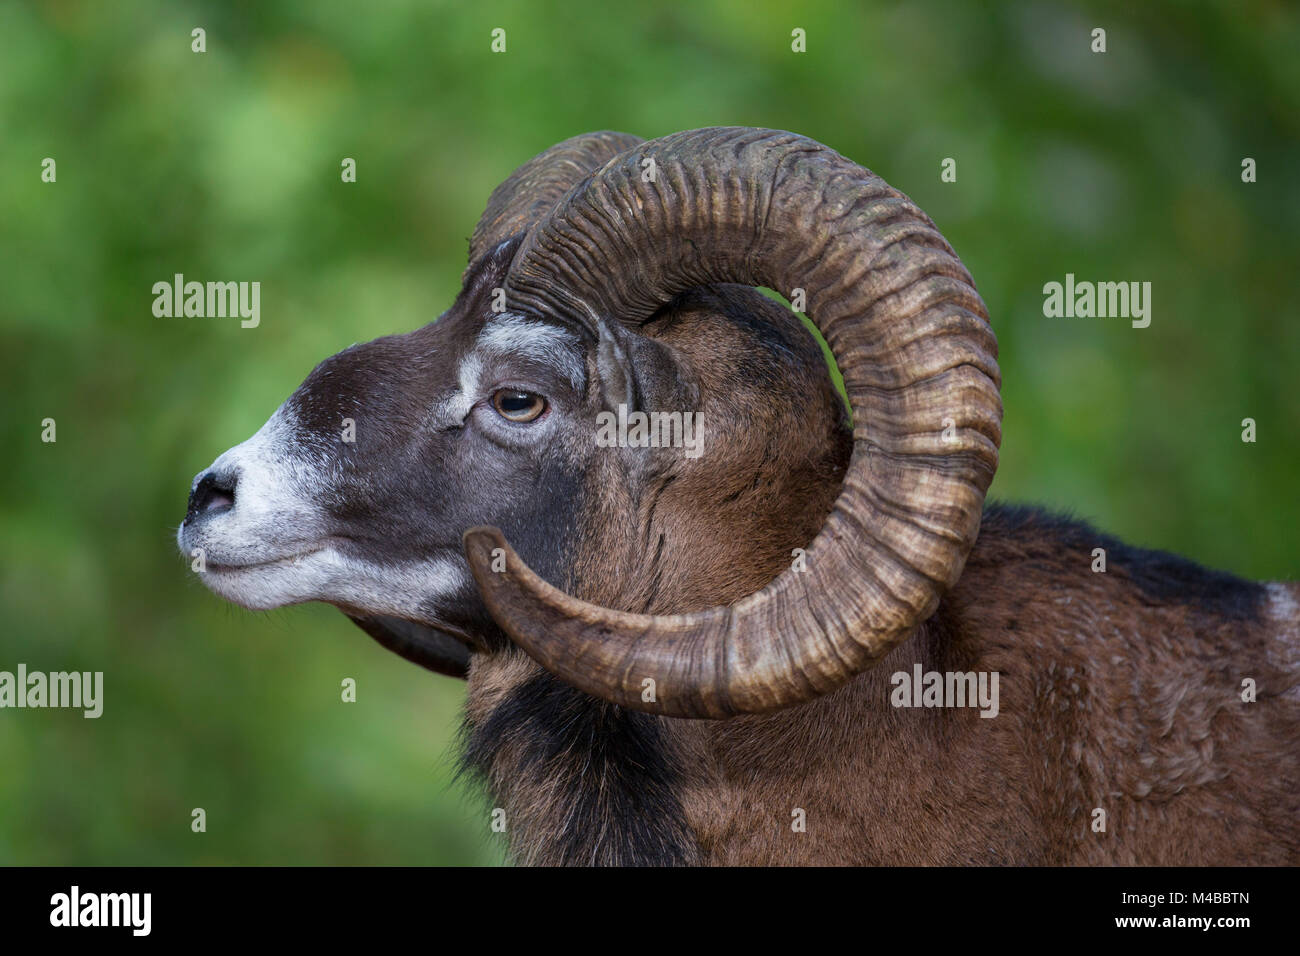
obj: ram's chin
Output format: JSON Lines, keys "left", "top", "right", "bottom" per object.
{"left": 191, "top": 546, "right": 475, "bottom": 624}
{"left": 197, "top": 549, "right": 340, "bottom": 610}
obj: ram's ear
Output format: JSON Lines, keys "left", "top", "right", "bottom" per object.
{"left": 345, "top": 614, "right": 471, "bottom": 679}
{"left": 594, "top": 319, "right": 697, "bottom": 418}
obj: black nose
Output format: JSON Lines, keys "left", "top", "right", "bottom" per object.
{"left": 186, "top": 471, "right": 237, "bottom": 522}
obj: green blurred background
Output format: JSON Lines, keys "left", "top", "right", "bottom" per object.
{"left": 1, "top": 0, "right": 1296, "bottom": 864}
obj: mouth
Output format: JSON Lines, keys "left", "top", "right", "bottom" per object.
{"left": 181, "top": 540, "right": 343, "bottom": 613}
{"left": 201, "top": 547, "right": 326, "bottom": 574}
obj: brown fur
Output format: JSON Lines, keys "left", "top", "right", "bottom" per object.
{"left": 463, "top": 286, "right": 1300, "bottom": 865}
{"left": 670, "top": 532, "right": 1299, "bottom": 865}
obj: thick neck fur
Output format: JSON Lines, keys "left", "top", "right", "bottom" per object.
{"left": 460, "top": 652, "right": 700, "bottom": 865}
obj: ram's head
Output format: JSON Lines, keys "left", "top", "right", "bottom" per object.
{"left": 178, "top": 127, "right": 1002, "bottom": 718}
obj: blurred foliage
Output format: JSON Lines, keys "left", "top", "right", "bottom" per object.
{"left": 0, "top": 0, "right": 1296, "bottom": 864}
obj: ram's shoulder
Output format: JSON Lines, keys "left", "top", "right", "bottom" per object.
{"left": 959, "top": 503, "right": 1268, "bottom": 625}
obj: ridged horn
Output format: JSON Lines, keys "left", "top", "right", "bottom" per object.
{"left": 467, "top": 131, "right": 644, "bottom": 268}
{"left": 465, "top": 127, "right": 1002, "bottom": 718}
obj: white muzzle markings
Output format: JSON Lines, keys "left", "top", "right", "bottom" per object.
{"left": 179, "top": 404, "right": 469, "bottom": 619}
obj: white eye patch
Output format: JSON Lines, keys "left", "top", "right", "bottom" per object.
{"left": 439, "top": 315, "right": 586, "bottom": 424}
{"left": 475, "top": 314, "right": 585, "bottom": 390}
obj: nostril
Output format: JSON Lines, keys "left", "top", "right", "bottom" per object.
{"left": 186, "top": 471, "right": 237, "bottom": 521}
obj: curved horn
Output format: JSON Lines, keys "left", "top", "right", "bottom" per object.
{"left": 467, "top": 131, "right": 644, "bottom": 267}
{"left": 466, "top": 127, "right": 1002, "bottom": 718}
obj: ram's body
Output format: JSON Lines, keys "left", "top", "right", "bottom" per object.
{"left": 465, "top": 509, "right": 1300, "bottom": 865}
{"left": 179, "top": 128, "right": 1300, "bottom": 866}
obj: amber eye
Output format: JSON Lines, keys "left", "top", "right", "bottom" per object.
{"left": 491, "top": 389, "right": 548, "bottom": 423}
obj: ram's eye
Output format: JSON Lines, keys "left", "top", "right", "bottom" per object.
{"left": 491, "top": 389, "right": 548, "bottom": 423}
